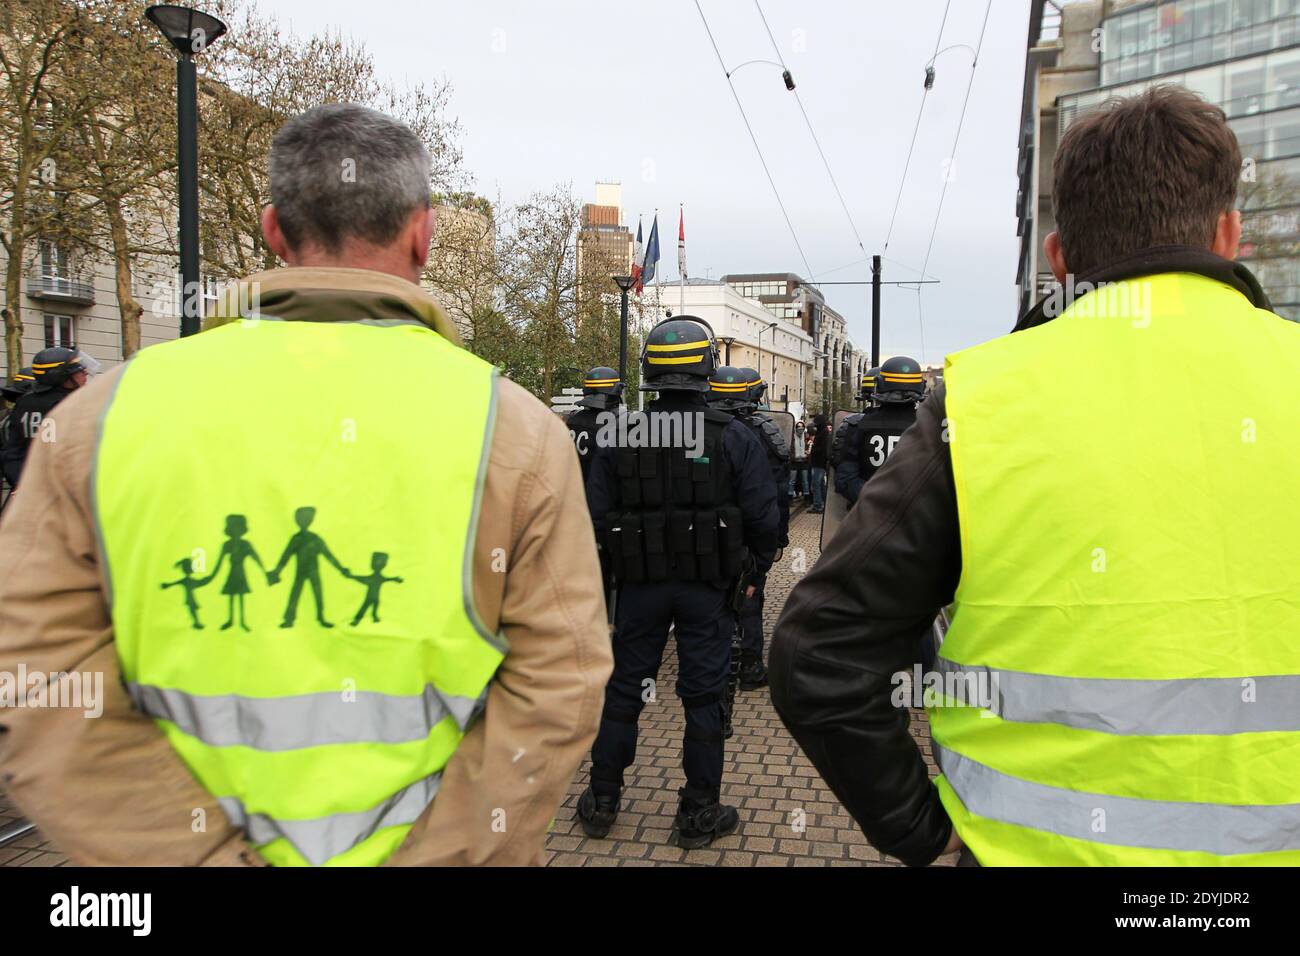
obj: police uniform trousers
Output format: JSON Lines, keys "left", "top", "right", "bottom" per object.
{"left": 737, "top": 572, "right": 767, "bottom": 662}
{"left": 590, "top": 579, "right": 732, "bottom": 803}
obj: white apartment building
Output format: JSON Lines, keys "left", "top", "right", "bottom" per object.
{"left": 644, "top": 278, "right": 815, "bottom": 409}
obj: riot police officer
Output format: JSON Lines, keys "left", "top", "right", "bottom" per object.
{"left": 1, "top": 367, "right": 35, "bottom": 504}
{"left": 827, "top": 365, "right": 877, "bottom": 484}
{"left": 832, "top": 355, "right": 926, "bottom": 507}
{"left": 707, "top": 366, "right": 788, "bottom": 690}
{"left": 1, "top": 367, "right": 35, "bottom": 428}
{"left": 859, "top": 366, "right": 880, "bottom": 408}
{"left": 1, "top": 349, "right": 89, "bottom": 489}
{"left": 566, "top": 366, "right": 622, "bottom": 484}
{"left": 578, "top": 318, "right": 779, "bottom": 849}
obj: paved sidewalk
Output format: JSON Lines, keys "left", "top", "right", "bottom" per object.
{"left": 0, "top": 502, "right": 943, "bottom": 869}
{"left": 543, "top": 502, "right": 946, "bottom": 867}
{"left": 0, "top": 792, "right": 66, "bottom": 868}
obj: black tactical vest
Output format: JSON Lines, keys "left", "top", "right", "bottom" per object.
{"left": 604, "top": 407, "right": 745, "bottom": 586}
{"left": 854, "top": 404, "right": 918, "bottom": 482}
{"left": 565, "top": 406, "right": 604, "bottom": 485}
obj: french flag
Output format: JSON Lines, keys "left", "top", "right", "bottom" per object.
{"left": 632, "top": 218, "right": 644, "bottom": 294}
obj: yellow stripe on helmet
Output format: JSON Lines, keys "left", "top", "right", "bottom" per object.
{"left": 583, "top": 379, "right": 620, "bottom": 387}
{"left": 646, "top": 339, "right": 710, "bottom": 353}
{"left": 647, "top": 355, "right": 707, "bottom": 365}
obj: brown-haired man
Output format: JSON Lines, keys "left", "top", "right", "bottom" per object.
{"left": 772, "top": 86, "right": 1300, "bottom": 866}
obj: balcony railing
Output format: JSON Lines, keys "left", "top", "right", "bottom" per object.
{"left": 26, "top": 270, "right": 95, "bottom": 305}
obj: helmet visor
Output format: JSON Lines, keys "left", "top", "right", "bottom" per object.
{"left": 74, "top": 351, "right": 103, "bottom": 376}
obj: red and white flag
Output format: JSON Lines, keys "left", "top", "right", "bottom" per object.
{"left": 678, "top": 208, "right": 687, "bottom": 281}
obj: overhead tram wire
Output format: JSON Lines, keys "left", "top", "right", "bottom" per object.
{"left": 694, "top": 0, "right": 815, "bottom": 280}
{"left": 917, "top": 0, "right": 993, "bottom": 285}
{"left": 909, "top": 0, "right": 992, "bottom": 367}
{"left": 883, "top": 0, "right": 952, "bottom": 254}
{"left": 754, "top": 0, "right": 867, "bottom": 262}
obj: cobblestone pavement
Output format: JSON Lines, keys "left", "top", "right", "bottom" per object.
{"left": 544, "top": 500, "right": 946, "bottom": 867}
{"left": 0, "top": 500, "right": 942, "bottom": 869}
{"left": 0, "top": 792, "right": 66, "bottom": 868}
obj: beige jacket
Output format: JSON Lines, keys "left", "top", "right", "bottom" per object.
{"left": 0, "top": 267, "right": 612, "bottom": 866}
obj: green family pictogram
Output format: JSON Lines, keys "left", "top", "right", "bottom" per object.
{"left": 160, "top": 508, "right": 402, "bottom": 631}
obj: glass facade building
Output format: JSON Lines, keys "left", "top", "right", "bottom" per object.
{"left": 1058, "top": 0, "right": 1300, "bottom": 319}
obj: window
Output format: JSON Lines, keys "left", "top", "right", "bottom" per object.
{"left": 1227, "top": 62, "right": 1265, "bottom": 116}
{"left": 202, "top": 275, "right": 222, "bottom": 312}
{"left": 1231, "top": 114, "right": 1267, "bottom": 158}
{"left": 1270, "top": 48, "right": 1300, "bottom": 110}
{"left": 1232, "top": 0, "right": 1273, "bottom": 29}
{"left": 39, "top": 240, "right": 71, "bottom": 281}
{"left": 1183, "top": 63, "right": 1225, "bottom": 106}
{"left": 1269, "top": 107, "right": 1300, "bottom": 158}
{"left": 44, "top": 313, "right": 75, "bottom": 349}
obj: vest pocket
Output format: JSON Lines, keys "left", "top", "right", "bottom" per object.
{"left": 669, "top": 510, "right": 696, "bottom": 580}
{"left": 691, "top": 457, "right": 716, "bottom": 506}
{"left": 608, "top": 512, "right": 645, "bottom": 584}
{"left": 642, "top": 511, "right": 669, "bottom": 581}
{"left": 617, "top": 449, "right": 641, "bottom": 507}
{"left": 718, "top": 505, "right": 744, "bottom": 579}
{"left": 694, "top": 510, "right": 721, "bottom": 581}
{"left": 639, "top": 450, "right": 664, "bottom": 508}
{"left": 669, "top": 452, "right": 693, "bottom": 505}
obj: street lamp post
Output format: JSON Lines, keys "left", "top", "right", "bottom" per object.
{"left": 762, "top": 321, "right": 778, "bottom": 407}
{"left": 146, "top": 5, "right": 227, "bottom": 338}
{"left": 612, "top": 275, "right": 635, "bottom": 383}
{"left": 718, "top": 336, "right": 735, "bottom": 365}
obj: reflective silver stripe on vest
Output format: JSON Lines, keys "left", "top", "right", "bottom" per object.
{"left": 128, "top": 682, "right": 487, "bottom": 751}
{"left": 219, "top": 772, "right": 440, "bottom": 866}
{"left": 938, "top": 745, "right": 1300, "bottom": 855}
{"left": 933, "top": 656, "right": 1300, "bottom": 736}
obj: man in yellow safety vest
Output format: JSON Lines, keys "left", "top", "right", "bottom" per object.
{"left": 0, "top": 104, "right": 613, "bottom": 866}
{"left": 772, "top": 85, "right": 1300, "bottom": 866}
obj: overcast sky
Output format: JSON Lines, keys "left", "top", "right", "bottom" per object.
{"left": 263, "top": 0, "right": 1032, "bottom": 362}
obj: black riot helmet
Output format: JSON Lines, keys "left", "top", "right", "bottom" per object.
{"left": 875, "top": 355, "right": 926, "bottom": 405}
{"left": 707, "top": 365, "right": 752, "bottom": 411}
{"left": 741, "top": 367, "right": 768, "bottom": 407}
{"left": 858, "top": 366, "right": 880, "bottom": 403}
{"left": 2, "top": 367, "right": 35, "bottom": 403}
{"left": 639, "top": 315, "right": 718, "bottom": 393}
{"left": 30, "top": 347, "right": 84, "bottom": 389}
{"left": 577, "top": 365, "right": 624, "bottom": 410}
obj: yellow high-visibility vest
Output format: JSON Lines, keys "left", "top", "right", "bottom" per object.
{"left": 96, "top": 317, "right": 504, "bottom": 866}
{"left": 932, "top": 273, "right": 1300, "bottom": 865}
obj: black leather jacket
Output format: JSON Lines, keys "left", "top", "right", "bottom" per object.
{"left": 769, "top": 247, "right": 1274, "bottom": 867}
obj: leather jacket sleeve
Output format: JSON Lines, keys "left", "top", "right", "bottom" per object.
{"left": 769, "top": 384, "right": 960, "bottom": 866}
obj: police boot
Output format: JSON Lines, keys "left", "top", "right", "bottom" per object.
{"left": 739, "top": 658, "right": 768, "bottom": 691}
{"left": 576, "top": 785, "right": 621, "bottom": 839}
{"left": 674, "top": 791, "right": 740, "bottom": 850}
